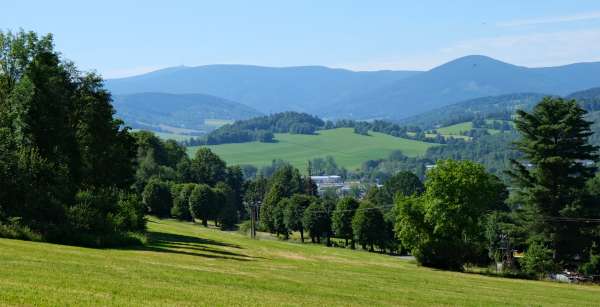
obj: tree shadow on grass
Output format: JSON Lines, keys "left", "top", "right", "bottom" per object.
{"left": 128, "top": 231, "right": 259, "bottom": 261}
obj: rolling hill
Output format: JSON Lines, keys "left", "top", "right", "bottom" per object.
{"left": 106, "top": 65, "right": 420, "bottom": 114}
{"left": 112, "top": 92, "right": 261, "bottom": 132}
{"left": 2, "top": 217, "right": 599, "bottom": 306}
{"left": 187, "top": 128, "right": 437, "bottom": 170}
{"left": 400, "top": 92, "right": 547, "bottom": 129}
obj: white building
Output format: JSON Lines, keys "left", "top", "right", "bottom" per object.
{"left": 311, "top": 175, "right": 344, "bottom": 193}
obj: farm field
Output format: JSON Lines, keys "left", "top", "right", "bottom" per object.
{"left": 1, "top": 217, "right": 599, "bottom": 306}
{"left": 187, "top": 128, "right": 437, "bottom": 169}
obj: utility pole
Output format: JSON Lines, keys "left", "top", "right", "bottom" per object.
{"left": 249, "top": 201, "right": 260, "bottom": 239}
{"left": 250, "top": 203, "right": 256, "bottom": 239}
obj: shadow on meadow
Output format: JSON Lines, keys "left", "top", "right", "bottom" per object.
{"left": 135, "top": 230, "right": 258, "bottom": 261}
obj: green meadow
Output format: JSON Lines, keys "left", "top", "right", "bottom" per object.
{"left": 188, "top": 128, "right": 437, "bottom": 170}
{"left": 1, "top": 217, "right": 599, "bottom": 306}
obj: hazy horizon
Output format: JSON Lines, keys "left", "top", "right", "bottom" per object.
{"left": 4, "top": 1, "right": 600, "bottom": 78}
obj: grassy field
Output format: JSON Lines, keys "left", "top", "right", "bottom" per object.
{"left": 1, "top": 217, "right": 599, "bottom": 306}
{"left": 204, "top": 118, "right": 234, "bottom": 128}
{"left": 436, "top": 122, "right": 474, "bottom": 135}
{"left": 188, "top": 128, "right": 437, "bottom": 170}
{"left": 150, "top": 131, "right": 196, "bottom": 142}
{"left": 434, "top": 121, "right": 505, "bottom": 137}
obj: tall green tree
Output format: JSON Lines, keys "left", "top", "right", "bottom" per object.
{"left": 508, "top": 97, "right": 599, "bottom": 264}
{"left": 171, "top": 183, "right": 195, "bottom": 221}
{"left": 303, "top": 201, "right": 331, "bottom": 244}
{"left": 332, "top": 197, "right": 360, "bottom": 248}
{"left": 352, "top": 201, "right": 386, "bottom": 252}
{"left": 189, "top": 184, "right": 215, "bottom": 227}
{"left": 190, "top": 148, "right": 227, "bottom": 185}
{"left": 142, "top": 179, "right": 172, "bottom": 217}
{"left": 283, "top": 194, "right": 313, "bottom": 242}
{"left": 396, "top": 160, "right": 507, "bottom": 270}
{"left": 214, "top": 182, "right": 238, "bottom": 230}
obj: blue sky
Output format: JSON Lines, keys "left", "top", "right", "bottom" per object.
{"left": 4, "top": 0, "right": 600, "bottom": 78}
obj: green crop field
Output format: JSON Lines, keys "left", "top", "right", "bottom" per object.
{"left": 187, "top": 128, "right": 438, "bottom": 170}
{"left": 1, "top": 217, "right": 599, "bottom": 306}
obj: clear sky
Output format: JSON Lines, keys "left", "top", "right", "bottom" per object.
{"left": 4, "top": 0, "right": 600, "bottom": 78}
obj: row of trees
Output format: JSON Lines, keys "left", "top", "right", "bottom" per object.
{"left": 134, "top": 132, "right": 245, "bottom": 230}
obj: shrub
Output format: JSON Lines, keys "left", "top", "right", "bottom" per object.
{"left": 521, "top": 242, "right": 556, "bottom": 279}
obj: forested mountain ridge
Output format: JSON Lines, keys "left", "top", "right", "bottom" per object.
{"left": 326, "top": 55, "right": 600, "bottom": 119}
{"left": 106, "top": 56, "right": 600, "bottom": 120}
{"left": 105, "top": 65, "right": 420, "bottom": 114}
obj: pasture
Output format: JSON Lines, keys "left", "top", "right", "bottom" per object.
{"left": 187, "top": 128, "right": 437, "bottom": 170}
{"left": 1, "top": 217, "right": 599, "bottom": 306}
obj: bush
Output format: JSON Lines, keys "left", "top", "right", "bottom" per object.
{"left": 580, "top": 250, "right": 600, "bottom": 276}
{"left": 521, "top": 242, "right": 556, "bottom": 279}
{"left": 0, "top": 218, "right": 42, "bottom": 241}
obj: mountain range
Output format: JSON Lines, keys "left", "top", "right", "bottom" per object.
{"left": 112, "top": 92, "right": 261, "bottom": 133}
{"left": 106, "top": 65, "right": 419, "bottom": 114}
{"left": 106, "top": 55, "right": 600, "bottom": 124}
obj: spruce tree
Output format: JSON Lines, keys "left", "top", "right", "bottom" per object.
{"left": 508, "top": 97, "right": 599, "bottom": 263}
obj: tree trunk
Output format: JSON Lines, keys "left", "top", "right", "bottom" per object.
{"left": 351, "top": 239, "right": 356, "bottom": 249}
{"left": 202, "top": 218, "right": 208, "bottom": 227}
{"left": 326, "top": 232, "right": 331, "bottom": 247}
{"left": 345, "top": 238, "right": 348, "bottom": 247}
{"left": 300, "top": 229, "right": 304, "bottom": 243}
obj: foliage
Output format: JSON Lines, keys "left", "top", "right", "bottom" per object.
{"left": 352, "top": 201, "right": 386, "bottom": 251}
{"left": 332, "top": 197, "right": 360, "bottom": 248}
{"left": 508, "top": 97, "right": 599, "bottom": 264}
{"left": 395, "top": 160, "right": 507, "bottom": 270}
{"left": 189, "top": 184, "right": 215, "bottom": 226}
{"left": 214, "top": 182, "right": 238, "bottom": 230}
{"left": 190, "top": 148, "right": 227, "bottom": 185}
{"left": 283, "top": 194, "right": 313, "bottom": 242}
{"left": 303, "top": 201, "right": 331, "bottom": 244}
{"left": 521, "top": 242, "right": 556, "bottom": 279}
{"left": 170, "top": 183, "right": 195, "bottom": 221}
{"left": 0, "top": 30, "right": 140, "bottom": 245}
{"left": 142, "top": 179, "right": 172, "bottom": 218}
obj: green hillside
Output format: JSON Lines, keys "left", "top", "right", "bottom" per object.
{"left": 188, "top": 128, "right": 437, "bottom": 169}
{"left": 436, "top": 122, "right": 474, "bottom": 135}
{"left": 1, "top": 217, "right": 599, "bottom": 306}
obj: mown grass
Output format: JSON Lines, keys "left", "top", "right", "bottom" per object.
{"left": 188, "top": 128, "right": 437, "bottom": 170}
{"left": 1, "top": 217, "right": 599, "bottom": 306}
